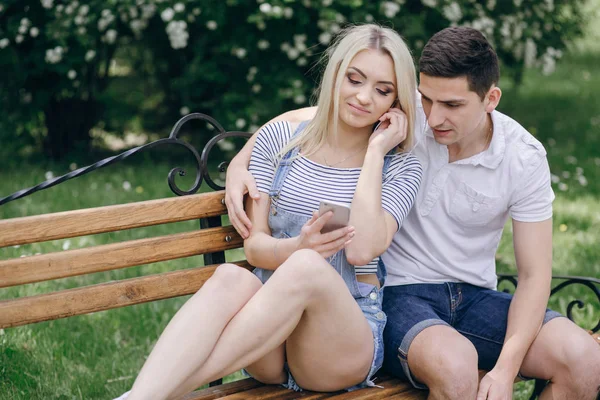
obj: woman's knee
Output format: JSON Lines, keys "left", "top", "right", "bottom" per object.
{"left": 208, "top": 263, "right": 262, "bottom": 293}
{"left": 274, "top": 249, "right": 334, "bottom": 292}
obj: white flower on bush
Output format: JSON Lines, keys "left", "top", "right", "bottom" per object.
{"left": 283, "top": 7, "right": 293, "bottom": 18}
{"left": 98, "top": 10, "right": 115, "bottom": 31}
{"left": 421, "top": 0, "right": 437, "bottom": 7}
{"left": 30, "top": 27, "right": 40, "bottom": 37}
{"left": 524, "top": 38, "right": 537, "bottom": 68}
{"left": 233, "top": 47, "right": 247, "bottom": 59}
{"left": 68, "top": 70, "right": 77, "bottom": 79}
{"left": 287, "top": 48, "right": 299, "bottom": 60}
{"left": 174, "top": 3, "right": 185, "bottom": 13}
{"left": 161, "top": 8, "right": 174, "bottom": 22}
{"left": 166, "top": 20, "right": 188, "bottom": 49}
{"left": 294, "top": 94, "right": 306, "bottom": 104}
{"left": 297, "top": 57, "right": 307, "bottom": 66}
{"left": 74, "top": 15, "right": 85, "bottom": 26}
{"left": 79, "top": 4, "right": 89, "bottom": 15}
{"left": 45, "top": 46, "right": 64, "bottom": 64}
{"left": 218, "top": 139, "right": 235, "bottom": 151}
{"left": 382, "top": 2, "right": 401, "bottom": 19}
{"left": 252, "top": 84, "right": 262, "bottom": 93}
{"left": 235, "top": 118, "right": 246, "bottom": 129}
{"left": 180, "top": 106, "right": 190, "bottom": 115}
{"left": 541, "top": 47, "right": 559, "bottom": 75}
{"left": 443, "top": 2, "right": 462, "bottom": 23}
{"left": 257, "top": 39, "right": 270, "bottom": 50}
{"left": 259, "top": 3, "right": 272, "bottom": 13}
{"left": 123, "top": 181, "right": 132, "bottom": 191}
{"left": 0, "top": 38, "right": 9, "bottom": 49}
{"left": 329, "top": 23, "right": 340, "bottom": 34}
{"left": 192, "top": 7, "right": 201, "bottom": 16}
{"left": 104, "top": 29, "right": 118, "bottom": 44}
{"left": 130, "top": 19, "right": 147, "bottom": 36}
{"left": 319, "top": 32, "right": 332, "bottom": 44}
{"left": 41, "top": 0, "right": 54, "bottom": 9}
{"left": 206, "top": 20, "right": 217, "bottom": 30}
{"left": 272, "top": 5, "right": 283, "bottom": 16}
{"left": 294, "top": 34, "right": 307, "bottom": 44}
{"left": 15, "top": 35, "right": 24, "bottom": 44}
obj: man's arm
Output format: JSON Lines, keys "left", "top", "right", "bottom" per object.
{"left": 477, "top": 218, "right": 552, "bottom": 400}
{"left": 225, "top": 107, "right": 317, "bottom": 238}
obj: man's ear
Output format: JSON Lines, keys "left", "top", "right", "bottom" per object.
{"left": 485, "top": 86, "right": 502, "bottom": 113}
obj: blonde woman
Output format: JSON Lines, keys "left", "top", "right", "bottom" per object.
{"left": 118, "top": 24, "right": 422, "bottom": 400}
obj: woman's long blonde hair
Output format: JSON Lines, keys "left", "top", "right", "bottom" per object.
{"left": 279, "top": 24, "right": 416, "bottom": 159}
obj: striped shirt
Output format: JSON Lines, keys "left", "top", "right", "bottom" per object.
{"left": 249, "top": 121, "right": 423, "bottom": 274}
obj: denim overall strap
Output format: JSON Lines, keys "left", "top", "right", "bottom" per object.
{"left": 268, "top": 120, "right": 309, "bottom": 199}
{"left": 375, "top": 151, "right": 395, "bottom": 288}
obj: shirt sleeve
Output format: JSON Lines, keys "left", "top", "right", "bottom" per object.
{"left": 509, "top": 143, "right": 555, "bottom": 222}
{"left": 248, "top": 121, "right": 292, "bottom": 194}
{"left": 381, "top": 153, "right": 423, "bottom": 231}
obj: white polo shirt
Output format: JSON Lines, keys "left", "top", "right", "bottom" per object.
{"left": 383, "top": 102, "right": 555, "bottom": 290}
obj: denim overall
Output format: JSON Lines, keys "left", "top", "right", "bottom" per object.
{"left": 251, "top": 121, "right": 393, "bottom": 391}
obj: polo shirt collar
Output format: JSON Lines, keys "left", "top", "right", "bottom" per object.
{"left": 425, "top": 110, "right": 506, "bottom": 169}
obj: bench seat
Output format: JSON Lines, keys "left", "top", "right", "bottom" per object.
{"left": 185, "top": 375, "right": 426, "bottom": 399}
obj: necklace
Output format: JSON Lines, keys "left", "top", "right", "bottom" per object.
{"left": 321, "top": 143, "right": 368, "bottom": 167}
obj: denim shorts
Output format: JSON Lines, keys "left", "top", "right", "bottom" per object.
{"left": 244, "top": 282, "right": 386, "bottom": 392}
{"left": 382, "top": 282, "right": 564, "bottom": 390}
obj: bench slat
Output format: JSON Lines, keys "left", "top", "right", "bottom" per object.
{"left": 0, "top": 226, "right": 243, "bottom": 288}
{"left": 183, "top": 379, "right": 264, "bottom": 400}
{"left": 0, "top": 262, "right": 252, "bottom": 328}
{"left": 0, "top": 191, "right": 228, "bottom": 248}
{"left": 186, "top": 376, "right": 425, "bottom": 400}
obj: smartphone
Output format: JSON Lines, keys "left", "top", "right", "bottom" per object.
{"left": 318, "top": 200, "right": 351, "bottom": 234}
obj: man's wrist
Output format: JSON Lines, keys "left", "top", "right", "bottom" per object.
{"left": 492, "top": 358, "right": 520, "bottom": 380}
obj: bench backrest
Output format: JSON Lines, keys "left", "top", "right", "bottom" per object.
{"left": 0, "top": 191, "right": 245, "bottom": 329}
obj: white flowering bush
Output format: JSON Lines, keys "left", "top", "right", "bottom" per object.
{"left": 0, "top": 0, "right": 586, "bottom": 160}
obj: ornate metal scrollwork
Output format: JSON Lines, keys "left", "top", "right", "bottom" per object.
{"left": 497, "top": 274, "right": 600, "bottom": 333}
{"left": 0, "top": 114, "right": 251, "bottom": 205}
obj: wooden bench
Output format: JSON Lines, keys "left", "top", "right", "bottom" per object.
{"left": 1, "top": 114, "right": 598, "bottom": 400}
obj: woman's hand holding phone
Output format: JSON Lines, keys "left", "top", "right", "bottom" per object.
{"left": 295, "top": 211, "right": 355, "bottom": 258}
{"left": 370, "top": 106, "right": 408, "bottom": 156}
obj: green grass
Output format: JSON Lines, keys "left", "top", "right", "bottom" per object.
{"left": 2, "top": 52, "right": 600, "bottom": 400}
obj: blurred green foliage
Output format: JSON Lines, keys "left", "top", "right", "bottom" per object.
{"left": 0, "top": 0, "right": 590, "bottom": 162}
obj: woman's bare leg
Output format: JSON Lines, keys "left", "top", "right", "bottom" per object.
{"left": 126, "top": 264, "right": 262, "bottom": 400}
{"left": 169, "top": 249, "right": 375, "bottom": 398}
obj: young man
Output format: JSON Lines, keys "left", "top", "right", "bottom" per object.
{"left": 224, "top": 27, "right": 600, "bottom": 399}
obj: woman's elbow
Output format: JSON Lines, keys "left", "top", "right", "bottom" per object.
{"left": 243, "top": 240, "right": 259, "bottom": 266}
{"left": 345, "top": 247, "right": 375, "bottom": 267}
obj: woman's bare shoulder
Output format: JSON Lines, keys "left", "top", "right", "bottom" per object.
{"left": 268, "top": 107, "right": 317, "bottom": 124}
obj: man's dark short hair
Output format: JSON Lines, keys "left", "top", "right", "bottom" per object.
{"left": 419, "top": 27, "right": 499, "bottom": 99}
